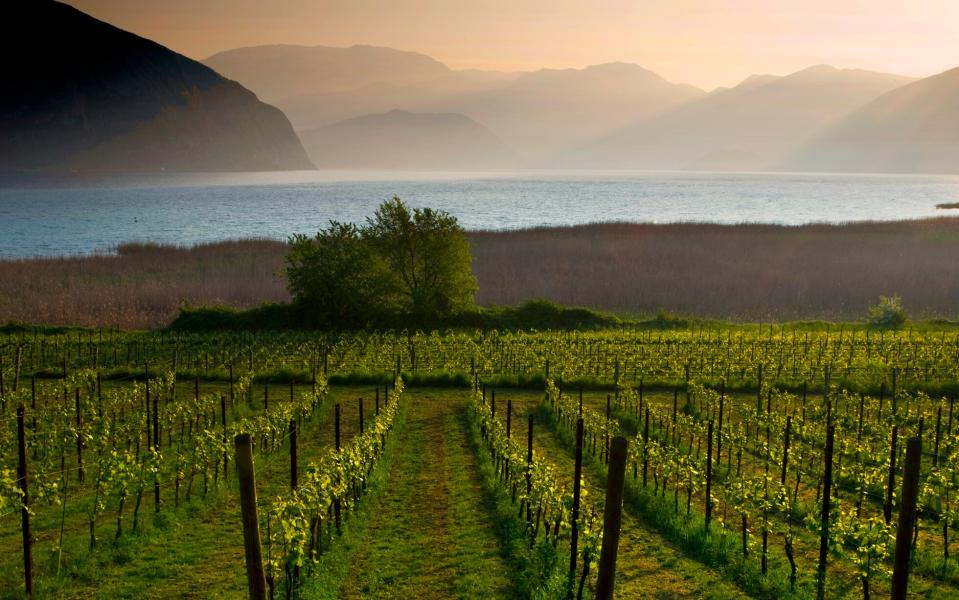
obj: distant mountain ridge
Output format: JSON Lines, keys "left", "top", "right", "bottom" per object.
{"left": 786, "top": 66, "right": 959, "bottom": 174}
{"left": 204, "top": 46, "right": 705, "bottom": 161}
{"left": 560, "top": 65, "right": 915, "bottom": 170}
{"left": 1, "top": 1, "right": 313, "bottom": 173}
{"left": 204, "top": 44, "right": 453, "bottom": 104}
{"left": 206, "top": 43, "right": 957, "bottom": 173}
{"left": 421, "top": 62, "right": 706, "bottom": 160}
{"left": 299, "top": 110, "right": 514, "bottom": 169}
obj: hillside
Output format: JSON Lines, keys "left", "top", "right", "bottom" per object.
{"left": 787, "top": 66, "right": 959, "bottom": 174}
{"left": 202, "top": 46, "right": 704, "bottom": 161}
{"left": 298, "top": 110, "right": 514, "bottom": 169}
{"left": 424, "top": 62, "right": 705, "bottom": 161}
{"left": 563, "top": 65, "right": 913, "bottom": 170}
{"left": 0, "top": 1, "right": 313, "bottom": 173}
{"left": 202, "top": 44, "right": 511, "bottom": 132}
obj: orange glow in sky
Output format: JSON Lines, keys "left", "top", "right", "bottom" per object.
{"left": 70, "top": 0, "right": 959, "bottom": 89}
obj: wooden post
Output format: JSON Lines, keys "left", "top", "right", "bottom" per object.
{"left": 933, "top": 406, "right": 942, "bottom": 467}
{"left": 335, "top": 404, "right": 341, "bottom": 451}
{"left": 221, "top": 396, "right": 228, "bottom": 477}
{"left": 526, "top": 415, "right": 534, "bottom": 524}
{"left": 146, "top": 375, "right": 152, "bottom": 451}
{"left": 885, "top": 425, "right": 899, "bottom": 525}
{"left": 891, "top": 437, "right": 922, "bottom": 600}
{"left": 153, "top": 393, "right": 160, "bottom": 511}
{"left": 375, "top": 388, "right": 380, "bottom": 416}
{"left": 289, "top": 419, "right": 297, "bottom": 491}
{"left": 595, "top": 436, "right": 628, "bottom": 600}
{"left": 506, "top": 398, "right": 512, "bottom": 439}
{"left": 235, "top": 434, "right": 267, "bottom": 600}
{"left": 716, "top": 382, "right": 725, "bottom": 469}
{"left": 359, "top": 397, "right": 365, "bottom": 435}
{"left": 75, "top": 388, "right": 84, "bottom": 482}
{"left": 781, "top": 416, "right": 791, "bottom": 486}
{"left": 672, "top": 389, "right": 678, "bottom": 422}
{"left": 642, "top": 408, "right": 650, "bottom": 487}
{"left": 17, "top": 405, "right": 32, "bottom": 597}
{"left": 705, "top": 420, "right": 714, "bottom": 533}
{"left": 570, "top": 417, "right": 584, "bottom": 577}
{"left": 605, "top": 394, "right": 611, "bottom": 465}
{"left": 334, "top": 403, "right": 341, "bottom": 533}
{"left": 816, "top": 425, "right": 835, "bottom": 600}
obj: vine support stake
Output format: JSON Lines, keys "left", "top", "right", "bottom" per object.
{"left": 816, "top": 424, "right": 835, "bottom": 600}
{"left": 526, "top": 414, "right": 533, "bottom": 524}
{"left": 570, "top": 417, "right": 584, "bottom": 577}
{"left": 235, "top": 434, "right": 267, "bottom": 600}
{"left": 891, "top": 437, "right": 922, "bottom": 600}
{"left": 289, "top": 419, "right": 297, "bottom": 491}
{"left": 595, "top": 436, "right": 628, "bottom": 600}
{"left": 17, "top": 405, "right": 32, "bottom": 597}
{"left": 705, "top": 420, "right": 714, "bottom": 534}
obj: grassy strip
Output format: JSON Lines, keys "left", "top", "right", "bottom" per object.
{"left": 465, "top": 403, "right": 571, "bottom": 599}
{"left": 536, "top": 402, "right": 810, "bottom": 600}
{"left": 297, "top": 402, "right": 410, "bottom": 599}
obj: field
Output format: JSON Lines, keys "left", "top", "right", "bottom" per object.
{"left": 5, "top": 218, "right": 959, "bottom": 328}
{"left": 1, "top": 327, "right": 958, "bottom": 599}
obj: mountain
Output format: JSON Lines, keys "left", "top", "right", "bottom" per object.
{"left": 1, "top": 1, "right": 313, "bottom": 173}
{"left": 275, "top": 70, "right": 521, "bottom": 132}
{"left": 786, "top": 66, "right": 959, "bottom": 174}
{"left": 425, "top": 62, "right": 705, "bottom": 161}
{"left": 204, "top": 45, "right": 519, "bottom": 132}
{"left": 204, "top": 44, "right": 453, "bottom": 105}
{"left": 203, "top": 47, "right": 703, "bottom": 161}
{"left": 563, "top": 65, "right": 914, "bottom": 170}
{"left": 299, "top": 110, "right": 514, "bottom": 169}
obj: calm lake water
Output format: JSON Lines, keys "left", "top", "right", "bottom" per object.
{"left": 1, "top": 169, "right": 957, "bottom": 258}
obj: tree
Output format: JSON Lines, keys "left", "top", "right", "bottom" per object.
{"left": 364, "top": 197, "right": 477, "bottom": 323}
{"left": 866, "top": 295, "right": 907, "bottom": 329}
{"left": 285, "top": 222, "right": 386, "bottom": 328}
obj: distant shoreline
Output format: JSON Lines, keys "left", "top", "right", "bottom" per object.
{"left": 3, "top": 217, "right": 959, "bottom": 328}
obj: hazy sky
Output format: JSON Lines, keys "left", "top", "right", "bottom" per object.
{"left": 71, "top": 0, "right": 959, "bottom": 89}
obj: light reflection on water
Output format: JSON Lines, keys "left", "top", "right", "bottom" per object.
{"left": 1, "top": 169, "right": 957, "bottom": 258}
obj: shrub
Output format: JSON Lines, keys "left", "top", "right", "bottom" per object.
{"left": 867, "top": 295, "right": 907, "bottom": 328}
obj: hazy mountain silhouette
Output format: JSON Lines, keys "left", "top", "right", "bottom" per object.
{"left": 299, "top": 110, "right": 514, "bottom": 169}
{"left": 1, "top": 1, "right": 313, "bottom": 173}
{"left": 421, "top": 62, "right": 705, "bottom": 161}
{"left": 204, "top": 44, "right": 453, "bottom": 105}
{"left": 203, "top": 46, "right": 702, "bottom": 161}
{"left": 562, "top": 65, "right": 913, "bottom": 170}
{"left": 786, "top": 66, "right": 959, "bottom": 174}
{"left": 203, "top": 45, "right": 517, "bottom": 132}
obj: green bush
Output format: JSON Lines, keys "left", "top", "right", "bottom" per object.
{"left": 866, "top": 294, "right": 908, "bottom": 329}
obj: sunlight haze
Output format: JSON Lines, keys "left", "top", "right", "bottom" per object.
{"left": 68, "top": 0, "right": 959, "bottom": 89}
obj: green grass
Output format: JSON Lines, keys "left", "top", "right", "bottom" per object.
{"left": 332, "top": 390, "right": 518, "bottom": 599}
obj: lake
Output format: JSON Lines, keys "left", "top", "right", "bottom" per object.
{"left": 1, "top": 169, "right": 957, "bottom": 258}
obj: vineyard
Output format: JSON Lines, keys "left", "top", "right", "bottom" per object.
{"left": 1, "top": 326, "right": 958, "bottom": 599}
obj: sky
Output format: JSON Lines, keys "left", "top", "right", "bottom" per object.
{"left": 70, "top": 0, "right": 959, "bottom": 90}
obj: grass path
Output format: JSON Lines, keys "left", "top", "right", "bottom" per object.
{"left": 339, "top": 389, "right": 517, "bottom": 599}
{"left": 499, "top": 390, "right": 753, "bottom": 600}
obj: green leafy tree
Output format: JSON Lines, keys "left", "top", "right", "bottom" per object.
{"left": 286, "top": 222, "right": 386, "bottom": 328}
{"left": 867, "top": 295, "right": 907, "bottom": 329}
{"left": 364, "top": 197, "right": 478, "bottom": 323}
